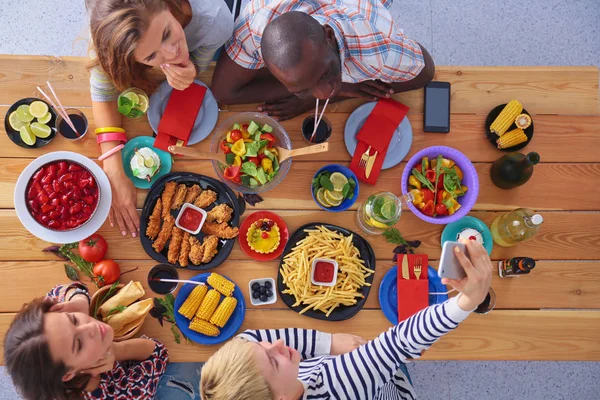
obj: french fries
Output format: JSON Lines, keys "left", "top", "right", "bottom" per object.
{"left": 280, "top": 226, "right": 374, "bottom": 317}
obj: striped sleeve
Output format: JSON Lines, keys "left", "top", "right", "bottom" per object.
{"left": 189, "top": 45, "right": 220, "bottom": 73}
{"left": 309, "top": 297, "right": 471, "bottom": 399}
{"left": 237, "top": 328, "right": 332, "bottom": 359}
{"left": 89, "top": 65, "right": 120, "bottom": 102}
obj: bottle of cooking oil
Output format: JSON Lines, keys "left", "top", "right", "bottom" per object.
{"left": 490, "top": 208, "right": 543, "bottom": 247}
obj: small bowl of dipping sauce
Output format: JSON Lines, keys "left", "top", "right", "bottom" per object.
{"left": 148, "top": 264, "right": 179, "bottom": 295}
{"left": 310, "top": 258, "right": 338, "bottom": 287}
{"left": 175, "top": 203, "right": 207, "bottom": 235}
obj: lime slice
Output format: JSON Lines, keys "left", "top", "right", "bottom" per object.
{"left": 315, "top": 188, "right": 331, "bottom": 208}
{"left": 135, "top": 94, "right": 149, "bottom": 112}
{"left": 30, "top": 122, "right": 52, "bottom": 138}
{"left": 123, "top": 92, "right": 140, "bottom": 106}
{"left": 19, "top": 125, "right": 36, "bottom": 145}
{"left": 380, "top": 200, "right": 397, "bottom": 220}
{"left": 29, "top": 101, "right": 49, "bottom": 118}
{"left": 8, "top": 111, "right": 27, "bottom": 130}
{"left": 37, "top": 112, "right": 52, "bottom": 124}
{"left": 16, "top": 105, "right": 34, "bottom": 123}
{"left": 324, "top": 189, "right": 344, "bottom": 205}
{"left": 329, "top": 172, "right": 348, "bottom": 192}
{"left": 143, "top": 156, "right": 155, "bottom": 168}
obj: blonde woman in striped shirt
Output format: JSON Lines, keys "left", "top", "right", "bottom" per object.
{"left": 86, "top": 0, "right": 233, "bottom": 237}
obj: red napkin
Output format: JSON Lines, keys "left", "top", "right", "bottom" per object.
{"left": 154, "top": 83, "right": 206, "bottom": 151}
{"left": 350, "top": 98, "right": 409, "bottom": 184}
{"left": 397, "top": 254, "right": 429, "bottom": 322}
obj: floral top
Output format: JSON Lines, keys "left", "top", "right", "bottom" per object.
{"left": 47, "top": 284, "right": 169, "bottom": 400}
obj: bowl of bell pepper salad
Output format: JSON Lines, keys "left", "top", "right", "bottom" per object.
{"left": 211, "top": 112, "right": 292, "bottom": 194}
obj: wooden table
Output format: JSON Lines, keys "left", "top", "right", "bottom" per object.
{"left": 0, "top": 56, "right": 599, "bottom": 363}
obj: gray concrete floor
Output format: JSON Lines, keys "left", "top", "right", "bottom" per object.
{"left": 0, "top": 0, "right": 599, "bottom": 399}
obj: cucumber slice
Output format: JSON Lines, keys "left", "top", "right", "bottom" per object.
{"left": 247, "top": 120, "right": 260, "bottom": 135}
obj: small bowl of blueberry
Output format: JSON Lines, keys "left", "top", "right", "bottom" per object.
{"left": 249, "top": 277, "right": 277, "bottom": 306}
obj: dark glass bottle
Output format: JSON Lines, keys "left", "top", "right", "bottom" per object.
{"left": 490, "top": 152, "right": 540, "bottom": 189}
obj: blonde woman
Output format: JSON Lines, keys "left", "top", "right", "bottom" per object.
{"left": 201, "top": 239, "right": 493, "bottom": 400}
{"left": 87, "top": 0, "right": 234, "bottom": 237}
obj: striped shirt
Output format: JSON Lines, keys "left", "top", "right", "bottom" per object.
{"left": 226, "top": 0, "right": 425, "bottom": 84}
{"left": 89, "top": 0, "right": 234, "bottom": 102}
{"left": 238, "top": 296, "right": 471, "bottom": 400}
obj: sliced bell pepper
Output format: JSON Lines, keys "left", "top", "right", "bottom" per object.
{"left": 447, "top": 198, "right": 461, "bottom": 215}
{"left": 243, "top": 138, "right": 254, "bottom": 143}
{"left": 233, "top": 155, "right": 242, "bottom": 166}
{"left": 409, "top": 176, "right": 422, "bottom": 190}
{"left": 241, "top": 124, "right": 250, "bottom": 138}
{"left": 261, "top": 158, "right": 273, "bottom": 174}
{"left": 437, "top": 173, "right": 445, "bottom": 189}
{"left": 226, "top": 131, "right": 234, "bottom": 143}
{"left": 231, "top": 139, "right": 246, "bottom": 157}
{"left": 421, "top": 200, "right": 434, "bottom": 217}
{"left": 268, "top": 147, "right": 279, "bottom": 158}
{"left": 437, "top": 189, "right": 450, "bottom": 205}
{"left": 421, "top": 157, "right": 429, "bottom": 171}
{"left": 409, "top": 189, "right": 423, "bottom": 205}
{"left": 453, "top": 166, "right": 464, "bottom": 181}
{"left": 421, "top": 188, "right": 434, "bottom": 204}
{"left": 426, "top": 169, "right": 436, "bottom": 183}
{"left": 247, "top": 156, "right": 260, "bottom": 167}
{"left": 220, "top": 140, "right": 231, "bottom": 154}
{"left": 224, "top": 165, "right": 241, "bottom": 183}
{"left": 454, "top": 185, "right": 468, "bottom": 196}
{"left": 260, "top": 133, "right": 275, "bottom": 146}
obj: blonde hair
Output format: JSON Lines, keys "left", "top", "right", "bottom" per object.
{"left": 86, "top": 0, "right": 184, "bottom": 93}
{"left": 200, "top": 338, "right": 273, "bottom": 400}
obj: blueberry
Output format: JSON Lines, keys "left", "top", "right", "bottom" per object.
{"left": 251, "top": 282, "right": 260, "bottom": 291}
{"left": 264, "top": 281, "right": 272, "bottom": 289}
{"left": 259, "top": 286, "right": 266, "bottom": 294}
{"left": 260, "top": 294, "right": 268, "bottom": 302}
{"left": 266, "top": 289, "right": 273, "bottom": 298}
{"left": 252, "top": 291, "right": 260, "bottom": 299}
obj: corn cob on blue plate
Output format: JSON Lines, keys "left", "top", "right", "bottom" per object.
{"left": 174, "top": 273, "right": 246, "bottom": 345}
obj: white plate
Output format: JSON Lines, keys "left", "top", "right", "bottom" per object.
{"left": 344, "top": 102, "right": 413, "bottom": 169}
{"left": 147, "top": 80, "right": 218, "bottom": 145}
{"left": 14, "top": 151, "right": 112, "bottom": 244}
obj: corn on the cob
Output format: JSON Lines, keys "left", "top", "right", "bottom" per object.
{"left": 497, "top": 128, "right": 527, "bottom": 149}
{"left": 177, "top": 284, "right": 208, "bottom": 319}
{"left": 207, "top": 273, "right": 235, "bottom": 297}
{"left": 514, "top": 113, "right": 532, "bottom": 129}
{"left": 490, "top": 100, "right": 523, "bottom": 136}
{"left": 195, "top": 289, "right": 221, "bottom": 320}
{"left": 189, "top": 317, "right": 220, "bottom": 336}
{"left": 209, "top": 296, "right": 237, "bottom": 328}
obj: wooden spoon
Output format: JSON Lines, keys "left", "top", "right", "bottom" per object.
{"left": 276, "top": 142, "right": 329, "bottom": 163}
{"left": 168, "top": 146, "right": 227, "bottom": 164}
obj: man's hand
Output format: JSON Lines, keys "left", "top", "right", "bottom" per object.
{"left": 330, "top": 333, "right": 367, "bottom": 355}
{"left": 105, "top": 165, "right": 139, "bottom": 237}
{"left": 162, "top": 59, "right": 196, "bottom": 91}
{"left": 257, "top": 96, "right": 315, "bottom": 121}
{"left": 442, "top": 239, "right": 493, "bottom": 311}
{"left": 338, "top": 80, "right": 394, "bottom": 101}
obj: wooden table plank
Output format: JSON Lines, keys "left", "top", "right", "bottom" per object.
{"left": 0, "top": 56, "right": 597, "bottom": 114}
{"left": 1, "top": 210, "right": 599, "bottom": 261}
{"left": 0, "top": 260, "right": 598, "bottom": 313}
{"left": 2, "top": 109, "right": 600, "bottom": 162}
{"left": 3, "top": 159, "right": 599, "bottom": 211}
{"left": 1, "top": 309, "right": 598, "bottom": 362}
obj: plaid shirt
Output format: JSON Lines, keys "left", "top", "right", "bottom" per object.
{"left": 226, "top": 0, "right": 425, "bottom": 83}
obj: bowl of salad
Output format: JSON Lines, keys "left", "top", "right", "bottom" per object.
{"left": 211, "top": 113, "right": 292, "bottom": 194}
{"left": 401, "top": 146, "right": 479, "bottom": 224}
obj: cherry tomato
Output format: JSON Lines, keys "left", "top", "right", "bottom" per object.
{"left": 220, "top": 140, "right": 231, "bottom": 154}
{"left": 421, "top": 200, "right": 434, "bottom": 217}
{"left": 78, "top": 233, "right": 108, "bottom": 263}
{"left": 247, "top": 157, "right": 260, "bottom": 167}
{"left": 230, "top": 129, "right": 243, "bottom": 142}
{"left": 437, "top": 190, "right": 447, "bottom": 204}
{"left": 421, "top": 188, "right": 434, "bottom": 204}
{"left": 260, "top": 133, "right": 275, "bottom": 146}
{"left": 93, "top": 259, "right": 120, "bottom": 286}
{"left": 425, "top": 169, "right": 436, "bottom": 184}
{"left": 435, "top": 203, "right": 448, "bottom": 216}
{"left": 437, "top": 173, "right": 445, "bottom": 189}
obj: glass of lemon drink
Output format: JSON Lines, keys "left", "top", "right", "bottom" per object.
{"left": 117, "top": 88, "right": 149, "bottom": 120}
{"left": 357, "top": 191, "right": 402, "bottom": 235}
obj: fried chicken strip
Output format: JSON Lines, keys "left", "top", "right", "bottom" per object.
{"left": 193, "top": 190, "right": 217, "bottom": 209}
{"left": 206, "top": 204, "right": 234, "bottom": 224}
{"left": 188, "top": 236, "right": 205, "bottom": 265}
{"left": 171, "top": 184, "right": 188, "bottom": 210}
{"left": 146, "top": 199, "right": 162, "bottom": 239}
{"left": 201, "top": 235, "right": 219, "bottom": 263}
{"left": 201, "top": 221, "right": 239, "bottom": 239}
{"left": 167, "top": 227, "right": 184, "bottom": 264}
{"left": 184, "top": 184, "right": 202, "bottom": 204}
{"left": 161, "top": 181, "right": 177, "bottom": 218}
{"left": 178, "top": 232, "right": 191, "bottom": 267}
{"left": 152, "top": 215, "right": 175, "bottom": 253}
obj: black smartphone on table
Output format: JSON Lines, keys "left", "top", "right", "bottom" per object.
{"left": 423, "top": 81, "right": 451, "bottom": 133}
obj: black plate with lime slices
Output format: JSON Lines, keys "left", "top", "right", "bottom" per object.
{"left": 5, "top": 98, "right": 57, "bottom": 149}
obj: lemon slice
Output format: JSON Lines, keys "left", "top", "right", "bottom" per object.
{"left": 143, "top": 156, "right": 155, "bottom": 168}
{"left": 19, "top": 125, "right": 36, "bottom": 145}
{"left": 324, "top": 189, "right": 344, "bottom": 205}
{"left": 29, "top": 101, "right": 49, "bottom": 118}
{"left": 315, "top": 188, "right": 332, "bottom": 208}
{"left": 8, "top": 111, "right": 27, "bottom": 130}
{"left": 37, "top": 112, "right": 52, "bottom": 124}
{"left": 30, "top": 122, "right": 52, "bottom": 138}
{"left": 368, "top": 217, "right": 388, "bottom": 229}
{"left": 135, "top": 94, "right": 149, "bottom": 112}
{"left": 329, "top": 172, "right": 348, "bottom": 192}
{"left": 124, "top": 91, "right": 140, "bottom": 105}
{"left": 16, "top": 105, "right": 34, "bottom": 123}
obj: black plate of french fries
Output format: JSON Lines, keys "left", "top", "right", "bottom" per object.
{"left": 485, "top": 102, "right": 534, "bottom": 151}
{"left": 276, "top": 223, "right": 376, "bottom": 321}
{"left": 140, "top": 172, "right": 245, "bottom": 270}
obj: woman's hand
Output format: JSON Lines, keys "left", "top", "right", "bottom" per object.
{"left": 330, "top": 333, "right": 367, "bottom": 355}
{"left": 50, "top": 297, "right": 89, "bottom": 315}
{"left": 442, "top": 239, "right": 493, "bottom": 311}
{"left": 104, "top": 163, "right": 139, "bottom": 237}
{"left": 162, "top": 59, "right": 196, "bottom": 91}
{"left": 81, "top": 344, "right": 117, "bottom": 376}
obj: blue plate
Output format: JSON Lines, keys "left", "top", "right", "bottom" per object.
{"left": 311, "top": 164, "right": 359, "bottom": 212}
{"left": 379, "top": 265, "right": 448, "bottom": 325}
{"left": 121, "top": 136, "right": 172, "bottom": 189}
{"left": 147, "top": 80, "right": 218, "bottom": 145}
{"left": 174, "top": 273, "right": 246, "bottom": 345}
{"left": 344, "top": 102, "right": 413, "bottom": 169}
{"left": 441, "top": 216, "right": 493, "bottom": 255}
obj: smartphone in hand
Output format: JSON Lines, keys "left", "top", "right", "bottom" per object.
{"left": 438, "top": 241, "right": 467, "bottom": 280}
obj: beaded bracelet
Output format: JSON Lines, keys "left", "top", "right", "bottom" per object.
{"left": 96, "top": 132, "right": 128, "bottom": 145}
{"left": 95, "top": 126, "right": 125, "bottom": 134}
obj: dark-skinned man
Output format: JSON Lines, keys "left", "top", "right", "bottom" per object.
{"left": 211, "top": 0, "right": 434, "bottom": 121}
